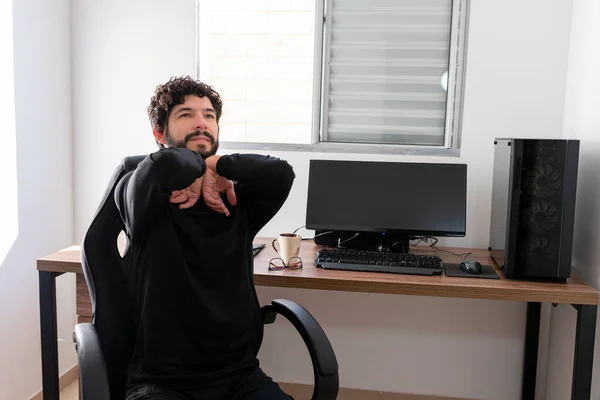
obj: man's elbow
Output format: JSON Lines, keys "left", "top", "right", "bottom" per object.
{"left": 149, "top": 148, "right": 184, "bottom": 172}
{"left": 149, "top": 148, "right": 205, "bottom": 186}
{"left": 278, "top": 161, "right": 295, "bottom": 191}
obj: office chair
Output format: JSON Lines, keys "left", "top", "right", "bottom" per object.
{"left": 73, "top": 155, "right": 339, "bottom": 400}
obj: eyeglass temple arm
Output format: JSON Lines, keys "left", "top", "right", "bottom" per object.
{"left": 261, "top": 299, "right": 339, "bottom": 400}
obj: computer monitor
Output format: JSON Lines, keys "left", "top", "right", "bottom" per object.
{"left": 305, "top": 159, "right": 467, "bottom": 252}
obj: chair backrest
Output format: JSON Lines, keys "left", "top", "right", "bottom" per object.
{"left": 81, "top": 155, "right": 146, "bottom": 399}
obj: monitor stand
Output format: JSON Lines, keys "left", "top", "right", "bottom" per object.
{"left": 315, "top": 230, "right": 411, "bottom": 254}
{"left": 375, "top": 233, "right": 410, "bottom": 254}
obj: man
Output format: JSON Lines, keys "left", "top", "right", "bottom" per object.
{"left": 115, "top": 76, "right": 295, "bottom": 399}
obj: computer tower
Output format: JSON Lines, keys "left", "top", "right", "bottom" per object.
{"left": 489, "top": 138, "right": 580, "bottom": 281}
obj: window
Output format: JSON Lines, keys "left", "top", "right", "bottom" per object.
{"left": 197, "top": 0, "right": 316, "bottom": 145}
{"left": 0, "top": 0, "right": 18, "bottom": 264}
{"left": 196, "top": 0, "right": 468, "bottom": 154}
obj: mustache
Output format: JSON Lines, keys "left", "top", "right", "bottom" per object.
{"left": 184, "top": 130, "right": 216, "bottom": 145}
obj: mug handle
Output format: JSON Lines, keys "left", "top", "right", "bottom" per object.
{"left": 272, "top": 238, "right": 280, "bottom": 255}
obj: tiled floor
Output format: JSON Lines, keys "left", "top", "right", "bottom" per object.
{"left": 60, "top": 379, "right": 79, "bottom": 400}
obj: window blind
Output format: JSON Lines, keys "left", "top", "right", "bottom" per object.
{"left": 323, "top": 0, "right": 453, "bottom": 146}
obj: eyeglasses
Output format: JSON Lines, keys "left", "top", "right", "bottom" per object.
{"left": 268, "top": 256, "right": 303, "bottom": 271}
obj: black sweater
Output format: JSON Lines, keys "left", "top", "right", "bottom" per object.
{"left": 114, "top": 148, "right": 295, "bottom": 390}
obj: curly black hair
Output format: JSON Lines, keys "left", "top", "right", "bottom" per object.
{"left": 148, "top": 76, "right": 223, "bottom": 140}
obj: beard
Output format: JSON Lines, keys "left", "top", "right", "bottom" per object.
{"left": 165, "top": 129, "right": 219, "bottom": 159}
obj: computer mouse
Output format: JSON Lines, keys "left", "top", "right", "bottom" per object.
{"left": 460, "top": 261, "right": 482, "bottom": 274}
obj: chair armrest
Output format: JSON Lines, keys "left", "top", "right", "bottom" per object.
{"left": 73, "top": 323, "right": 110, "bottom": 400}
{"left": 261, "top": 299, "right": 339, "bottom": 400}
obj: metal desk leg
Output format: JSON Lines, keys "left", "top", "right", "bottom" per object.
{"left": 39, "top": 271, "right": 61, "bottom": 400}
{"left": 571, "top": 304, "right": 597, "bottom": 400}
{"left": 522, "top": 302, "right": 541, "bottom": 400}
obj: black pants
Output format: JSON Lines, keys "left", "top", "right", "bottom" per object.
{"left": 126, "top": 368, "right": 293, "bottom": 400}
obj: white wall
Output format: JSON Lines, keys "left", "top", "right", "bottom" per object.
{"left": 72, "top": 0, "right": 574, "bottom": 398}
{"left": 0, "top": 0, "right": 75, "bottom": 398}
{"left": 545, "top": 0, "right": 600, "bottom": 398}
{"left": 72, "top": 0, "right": 198, "bottom": 235}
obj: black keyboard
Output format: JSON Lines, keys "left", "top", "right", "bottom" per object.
{"left": 315, "top": 248, "right": 443, "bottom": 276}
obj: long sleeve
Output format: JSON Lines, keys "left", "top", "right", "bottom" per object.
{"left": 216, "top": 154, "right": 295, "bottom": 236}
{"left": 115, "top": 147, "right": 206, "bottom": 243}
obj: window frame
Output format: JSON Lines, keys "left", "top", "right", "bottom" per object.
{"left": 195, "top": 0, "right": 470, "bottom": 157}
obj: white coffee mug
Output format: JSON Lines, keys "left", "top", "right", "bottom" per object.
{"left": 272, "top": 233, "right": 302, "bottom": 263}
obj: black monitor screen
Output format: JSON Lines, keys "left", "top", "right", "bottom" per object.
{"left": 306, "top": 160, "right": 467, "bottom": 236}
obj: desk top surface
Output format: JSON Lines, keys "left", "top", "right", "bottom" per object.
{"left": 37, "top": 237, "right": 599, "bottom": 305}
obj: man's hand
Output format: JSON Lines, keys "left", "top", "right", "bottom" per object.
{"left": 202, "top": 155, "right": 237, "bottom": 216}
{"left": 170, "top": 176, "right": 204, "bottom": 209}
{"left": 202, "top": 168, "right": 237, "bottom": 216}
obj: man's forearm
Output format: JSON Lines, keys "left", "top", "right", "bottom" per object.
{"left": 209, "top": 153, "right": 295, "bottom": 234}
{"left": 149, "top": 148, "right": 207, "bottom": 192}
{"left": 212, "top": 153, "right": 294, "bottom": 192}
{"left": 115, "top": 148, "right": 207, "bottom": 240}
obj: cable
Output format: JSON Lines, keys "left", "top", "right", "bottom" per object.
{"left": 408, "top": 239, "right": 421, "bottom": 247}
{"left": 292, "top": 224, "right": 335, "bottom": 241}
{"left": 304, "top": 230, "right": 335, "bottom": 241}
{"left": 390, "top": 241, "right": 407, "bottom": 254}
{"left": 411, "top": 235, "right": 471, "bottom": 260}
{"left": 338, "top": 232, "right": 359, "bottom": 246}
{"left": 293, "top": 227, "right": 470, "bottom": 260}
{"left": 431, "top": 245, "right": 472, "bottom": 260}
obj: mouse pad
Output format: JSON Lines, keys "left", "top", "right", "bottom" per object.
{"left": 443, "top": 263, "right": 500, "bottom": 279}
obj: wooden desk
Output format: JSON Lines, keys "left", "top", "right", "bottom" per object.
{"left": 37, "top": 238, "right": 599, "bottom": 400}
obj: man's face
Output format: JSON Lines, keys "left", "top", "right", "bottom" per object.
{"left": 154, "top": 95, "right": 219, "bottom": 158}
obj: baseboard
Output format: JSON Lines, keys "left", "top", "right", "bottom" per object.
{"left": 28, "top": 364, "right": 79, "bottom": 400}
{"left": 278, "top": 382, "right": 470, "bottom": 400}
